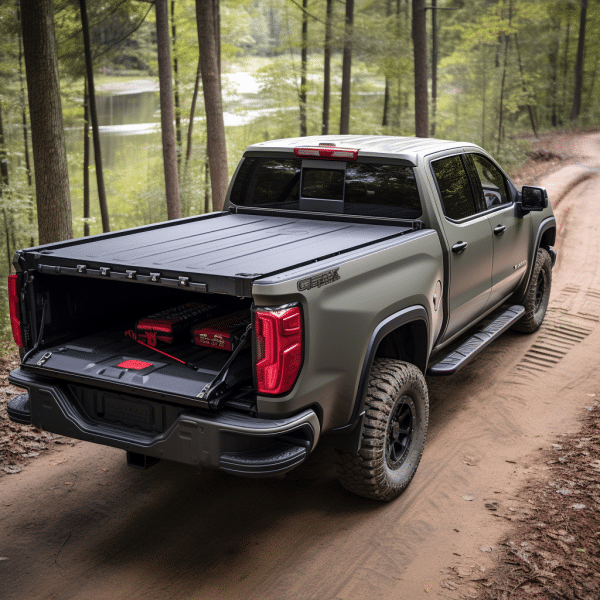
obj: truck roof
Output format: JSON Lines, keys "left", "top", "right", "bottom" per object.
{"left": 244, "top": 135, "right": 481, "bottom": 165}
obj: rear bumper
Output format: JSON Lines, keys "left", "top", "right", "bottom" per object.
{"left": 8, "top": 368, "right": 320, "bottom": 478}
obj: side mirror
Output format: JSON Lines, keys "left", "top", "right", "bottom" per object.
{"left": 521, "top": 186, "right": 549, "bottom": 211}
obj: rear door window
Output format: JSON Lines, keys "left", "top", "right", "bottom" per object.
{"left": 432, "top": 155, "right": 478, "bottom": 220}
{"left": 343, "top": 164, "right": 421, "bottom": 218}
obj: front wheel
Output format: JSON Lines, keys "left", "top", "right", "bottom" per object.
{"left": 335, "top": 359, "right": 429, "bottom": 501}
{"left": 512, "top": 248, "right": 552, "bottom": 333}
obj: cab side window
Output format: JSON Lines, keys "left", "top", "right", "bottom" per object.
{"left": 468, "top": 154, "right": 509, "bottom": 209}
{"left": 432, "top": 155, "right": 478, "bottom": 220}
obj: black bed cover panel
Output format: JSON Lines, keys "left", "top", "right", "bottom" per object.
{"left": 24, "top": 213, "right": 412, "bottom": 296}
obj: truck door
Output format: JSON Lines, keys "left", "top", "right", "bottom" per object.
{"left": 431, "top": 154, "right": 493, "bottom": 341}
{"left": 465, "top": 153, "right": 531, "bottom": 309}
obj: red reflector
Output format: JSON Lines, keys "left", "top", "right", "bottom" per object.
{"left": 294, "top": 147, "right": 358, "bottom": 161}
{"left": 8, "top": 274, "right": 24, "bottom": 347}
{"left": 118, "top": 360, "right": 153, "bottom": 370}
{"left": 255, "top": 306, "right": 303, "bottom": 395}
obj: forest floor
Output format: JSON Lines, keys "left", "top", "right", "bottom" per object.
{"left": 1, "top": 129, "right": 600, "bottom": 600}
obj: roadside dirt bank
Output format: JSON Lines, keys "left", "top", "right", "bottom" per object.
{"left": 1, "top": 131, "right": 599, "bottom": 600}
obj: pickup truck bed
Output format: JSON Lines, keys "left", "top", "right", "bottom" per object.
{"left": 31, "top": 212, "right": 415, "bottom": 297}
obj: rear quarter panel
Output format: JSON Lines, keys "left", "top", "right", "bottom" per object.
{"left": 252, "top": 230, "right": 444, "bottom": 432}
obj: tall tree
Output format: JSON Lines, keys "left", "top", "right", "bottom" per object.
{"left": 17, "top": 9, "right": 34, "bottom": 247}
{"left": 196, "top": 0, "right": 228, "bottom": 211}
{"left": 79, "top": 0, "right": 110, "bottom": 232}
{"left": 430, "top": 0, "right": 437, "bottom": 137}
{"left": 571, "top": 0, "right": 588, "bottom": 121}
{"left": 186, "top": 58, "right": 202, "bottom": 166}
{"left": 20, "top": 0, "right": 73, "bottom": 244}
{"left": 497, "top": 0, "right": 512, "bottom": 155}
{"left": 340, "top": 0, "right": 354, "bottom": 135}
{"left": 82, "top": 81, "right": 91, "bottom": 237}
{"left": 412, "top": 0, "right": 428, "bottom": 137}
{"left": 322, "top": 0, "right": 333, "bottom": 135}
{"left": 299, "top": 0, "right": 308, "bottom": 137}
{"left": 171, "top": 0, "right": 182, "bottom": 173}
{"left": 382, "top": 0, "right": 392, "bottom": 128}
{"left": 156, "top": 0, "right": 181, "bottom": 219}
{"left": 0, "top": 104, "right": 13, "bottom": 269}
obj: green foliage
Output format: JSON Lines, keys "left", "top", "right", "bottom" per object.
{"left": 0, "top": 0, "right": 598, "bottom": 260}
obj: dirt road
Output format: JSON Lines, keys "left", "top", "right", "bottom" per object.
{"left": 2, "top": 133, "right": 600, "bottom": 600}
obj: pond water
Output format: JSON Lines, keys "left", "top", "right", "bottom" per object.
{"left": 64, "top": 79, "right": 276, "bottom": 237}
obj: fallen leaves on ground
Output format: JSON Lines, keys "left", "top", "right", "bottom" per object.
{"left": 0, "top": 354, "right": 76, "bottom": 476}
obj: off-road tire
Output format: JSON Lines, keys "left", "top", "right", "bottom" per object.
{"left": 335, "top": 359, "right": 429, "bottom": 501}
{"left": 512, "top": 248, "right": 552, "bottom": 333}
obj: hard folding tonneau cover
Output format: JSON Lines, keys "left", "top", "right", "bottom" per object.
{"left": 21, "top": 211, "right": 416, "bottom": 297}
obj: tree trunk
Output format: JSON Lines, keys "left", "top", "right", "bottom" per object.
{"left": 382, "top": 0, "right": 392, "bottom": 128}
{"left": 412, "top": 0, "right": 428, "bottom": 137}
{"left": 0, "top": 104, "right": 13, "bottom": 270}
{"left": 171, "top": 0, "right": 182, "bottom": 174}
{"left": 481, "top": 46, "right": 486, "bottom": 148}
{"left": 514, "top": 34, "right": 538, "bottom": 137}
{"left": 186, "top": 57, "right": 202, "bottom": 166}
{"left": 20, "top": 0, "right": 73, "bottom": 245}
{"left": 382, "top": 80, "right": 390, "bottom": 127}
{"left": 204, "top": 144, "right": 210, "bottom": 213}
{"left": 396, "top": 0, "right": 403, "bottom": 129}
{"left": 561, "top": 12, "right": 571, "bottom": 123}
{"left": 17, "top": 19, "right": 32, "bottom": 190}
{"left": 549, "top": 19, "right": 560, "bottom": 127}
{"left": 79, "top": 0, "right": 110, "bottom": 233}
{"left": 322, "top": 0, "right": 333, "bottom": 135}
{"left": 497, "top": 1, "right": 513, "bottom": 155}
{"left": 83, "top": 81, "right": 91, "bottom": 237}
{"left": 299, "top": 0, "right": 308, "bottom": 137}
{"left": 196, "top": 0, "right": 228, "bottom": 212}
{"left": 340, "top": 0, "right": 354, "bottom": 135}
{"left": 17, "top": 12, "right": 34, "bottom": 247}
{"left": 214, "top": 0, "right": 221, "bottom": 76}
{"left": 430, "top": 0, "right": 437, "bottom": 137}
{"left": 570, "top": 0, "right": 587, "bottom": 121}
{"left": 156, "top": 0, "right": 181, "bottom": 220}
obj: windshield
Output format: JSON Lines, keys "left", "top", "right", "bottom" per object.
{"left": 229, "top": 157, "right": 422, "bottom": 219}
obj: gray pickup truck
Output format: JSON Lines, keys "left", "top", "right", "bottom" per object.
{"left": 7, "top": 135, "right": 556, "bottom": 501}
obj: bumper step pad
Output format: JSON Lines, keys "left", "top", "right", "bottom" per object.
{"left": 428, "top": 305, "right": 525, "bottom": 376}
{"left": 7, "top": 393, "right": 31, "bottom": 425}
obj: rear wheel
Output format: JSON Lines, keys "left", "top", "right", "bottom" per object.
{"left": 335, "top": 359, "right": 428, "bottom": 501}
{"left": 512, "top": 248, "right": 552, "bottom": 333}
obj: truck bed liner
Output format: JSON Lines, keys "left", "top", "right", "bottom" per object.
{"left": 25, "top": 213, "right": 413, "bottom": 297}
{"left": 22, "top": 328, "right": 252, "bottom": 410}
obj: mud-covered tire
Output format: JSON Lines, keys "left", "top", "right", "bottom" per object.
{"left": 335, "top": 359, "right": 429, "bottom": 501}
{"left": 512, "top": 248, "right": 552, "bottom": 333}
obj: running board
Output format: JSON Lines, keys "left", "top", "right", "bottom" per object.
{"left": 427, "top": 305, "right": 525, "bottom": 376}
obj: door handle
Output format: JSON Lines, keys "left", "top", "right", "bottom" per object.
{"left": 452, "top": 241, "right": 468, "bottom": 254}
{"left": 494, "top": 224, "right": 506, "bottom": 235}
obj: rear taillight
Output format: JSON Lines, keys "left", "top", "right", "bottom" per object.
{"left": 255, "top": 305, "right": 303, "bottom": 395}
{"left": 8, "top": 274, "right": 24, "bottom": 347}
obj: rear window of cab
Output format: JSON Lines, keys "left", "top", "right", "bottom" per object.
{"left": 229, "top": 157, "right": 423, "bottom": 220}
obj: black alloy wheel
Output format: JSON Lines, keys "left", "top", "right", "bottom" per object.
{"left": 534, "top": 269, "right": 547, "bottom": 312}
{"left": 386, "top": 395, "right": 416, "bottom": 470}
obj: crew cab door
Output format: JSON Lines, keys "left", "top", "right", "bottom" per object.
{"left": 430, "top": 154, "right": 493, "bottom": 341}
{"left": 465, "top": 153, "right": 531, "bottom": 308}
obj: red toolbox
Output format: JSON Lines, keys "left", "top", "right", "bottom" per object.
{"left": 135, "top": 303, "right": 229, "bottom": 347}
{"left": 191, "top": 310, "right": 250, "bottom": 351}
